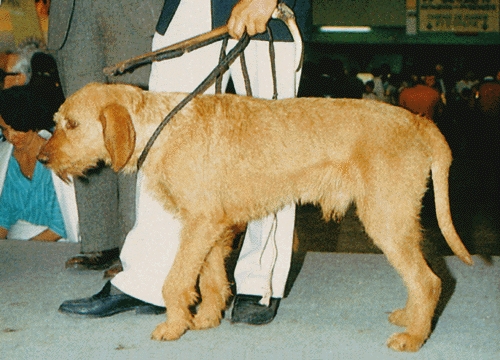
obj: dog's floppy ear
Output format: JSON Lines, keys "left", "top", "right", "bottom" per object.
{"left": 98, "top": 103, "right": 136, "bottom": 172}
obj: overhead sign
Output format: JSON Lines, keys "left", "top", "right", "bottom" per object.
{"left": 419, "top": 0, "right": 500, "bottom": 32}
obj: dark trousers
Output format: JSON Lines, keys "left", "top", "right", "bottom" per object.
{"left": 49, "top": 0, "right": 163, "bottom": 252}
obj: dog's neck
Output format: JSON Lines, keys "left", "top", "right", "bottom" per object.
{"left": 123, "top": 91, "right": 192, "bottom": 173}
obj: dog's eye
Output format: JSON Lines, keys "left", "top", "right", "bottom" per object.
{"left": 65, "top": 119, "right": 79, "bottom": 130}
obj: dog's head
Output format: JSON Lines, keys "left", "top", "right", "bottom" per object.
{"left": 38, "top": 83, "right": 141, "bottom": 180}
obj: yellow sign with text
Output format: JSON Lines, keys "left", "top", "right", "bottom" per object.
{"left": 419, "top": 0, "right": 500, "bottom": 32}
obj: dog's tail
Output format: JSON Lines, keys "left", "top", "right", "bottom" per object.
{"left": 425, "top": 118, "right": 474, "bottom": 265}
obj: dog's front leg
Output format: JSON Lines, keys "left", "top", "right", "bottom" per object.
{"left": 191, "top": 229, "right": 234, "bottom": 330}
{"left": 151, "top": 216, "right": 226, "bottom": 341}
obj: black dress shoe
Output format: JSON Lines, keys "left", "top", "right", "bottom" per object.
{"left": 59, "top": 281, "right": 165, "bottom": 317}
{"left": 230, "top": 294, "right": 281, "bottom": 325}
{"left": 65, "top": 248, "right": 120, "bottom": 271}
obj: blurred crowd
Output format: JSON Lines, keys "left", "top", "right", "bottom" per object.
{"left": 298, "top": 57, "right": 499, "bottom": 161}
{"left": 299, "top": 57, "right": 500, "bottom": 121}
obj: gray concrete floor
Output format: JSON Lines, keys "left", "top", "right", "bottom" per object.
{"left": 1, "top": 204, "right": 499, "bottom": 359}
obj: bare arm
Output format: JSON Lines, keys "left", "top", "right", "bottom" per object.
{"left": 227, "top": 0, "right": 278, "bottom": 38}
{"left": 31, "top": 229, "right": 62, "bottom": 242}
{"left": 0, "top": 227, "right": 8, "bottom": 239}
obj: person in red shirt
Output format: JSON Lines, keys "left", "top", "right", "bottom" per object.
{"left": 475, "top": 74, "right": 500, "bottom": 119}
{"left": 399, "top": 73, "right": 443, "bottom": 120}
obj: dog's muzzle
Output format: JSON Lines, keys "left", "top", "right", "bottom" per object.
{"left": 37, "top": 152, "right": 49, "bottom": 165}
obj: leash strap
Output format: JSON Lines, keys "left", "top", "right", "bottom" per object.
{"left": 103, "top": 26, "right": 230, "bottom": 77}
{"left": 137, "top": 33, "right": 251, "bottom": 170}
{"left": 239, "top": 48, "right": 253, "bottom": 97}
{"left": 267, "top": 26, "right": 278, "bottom": 100}
{"left": 215, "top": 37, "right": 229, "bottom": 94}
{"left": 215, "top": 38, "right": 253, "bottom": 98}
{"left": 216, "top": 27, "right": 277, "bottom": 99}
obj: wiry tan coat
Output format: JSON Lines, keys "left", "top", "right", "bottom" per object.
{"left": 39, "top": 83, "right": 472, "bottom": 352}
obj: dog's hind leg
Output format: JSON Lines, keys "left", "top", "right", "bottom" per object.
{"left": 382, "top": 242, "right": 440, "bottom": 352}
{"left": 191, "top": 228, "right": 234, "bottom": 331}
{"left": 357, "top": 196, "right": 441, "bottom": 352}
{"left": 151, "top": 216, "right": 228, "bottom": 341}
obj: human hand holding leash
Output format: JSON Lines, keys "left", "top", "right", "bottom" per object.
{"left": 227, "top": 0, "right": 278, "bottom": 38}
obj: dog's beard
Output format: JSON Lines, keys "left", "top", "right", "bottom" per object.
{"left": 52, "top": 159, "right": 103, "bottom": 183}
{"left": 55, "top": 170, "right": 71, "bottom": 184}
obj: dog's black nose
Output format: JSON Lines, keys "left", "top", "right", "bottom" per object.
{"left": 37, "top": 153, "right": 49, "bottom": 165}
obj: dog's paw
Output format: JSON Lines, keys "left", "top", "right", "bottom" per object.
{"left": 190, "top": 313, "right": 221, "bottom": 330}
{"left": 386, "top": 332, "right": 424, "bottom": 352}
{"left": 151, "top": 321, "right": 187, "bottom": 341}
{"left": 388, "top": 308, "right": 408, "bottom": 327}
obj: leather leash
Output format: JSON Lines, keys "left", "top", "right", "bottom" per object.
{"left": 103, "top": 26, "right": 230, "bottom": 77}
{"left": 136, "top": 33, "right": 252, "bottom": 170}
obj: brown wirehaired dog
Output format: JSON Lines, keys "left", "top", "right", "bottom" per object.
{"left": 39, "top": 83, "right": 472, "bottom": 352}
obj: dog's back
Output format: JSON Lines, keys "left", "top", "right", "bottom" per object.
{"left": 143, "top": 92, "right": 471, "bottom": 265}
{"left": 161, "top": 96, "right": 438, "bottom": 219}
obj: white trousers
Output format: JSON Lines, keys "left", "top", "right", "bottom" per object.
{"left": 112, "top": 0, "right": 299, "bottom": 306}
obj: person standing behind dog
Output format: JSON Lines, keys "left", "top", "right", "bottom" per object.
{"left": 47, "top": 0, "right": 164, "bottom": 274}
{"left": 59, "top": 0, "right": 312, "bottom": 325}
{"left": 316, "top": 57, "right": 363, "bottom": 99}
{"left": 1, "top": 41, "right": 41, "bottom": 91}
{"left": 399, "top": 70, "right": 444, "bottom": 121}
{"left": 362, "top": 80, "right": 379, "bottom": 101}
